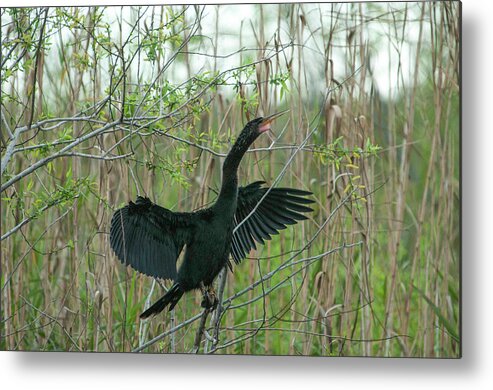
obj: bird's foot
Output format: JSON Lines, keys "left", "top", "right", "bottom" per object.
{"left": 200, "top": 285, "right": 218, "bottom": 310}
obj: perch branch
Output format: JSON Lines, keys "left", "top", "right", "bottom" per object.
{"left": 191, "top": 308, "right": 213, "bottom": 354}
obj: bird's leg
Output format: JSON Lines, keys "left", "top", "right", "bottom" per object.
{"left": 207, "top": 285, "right": 218, "bottom": 309}
{"left": 199, "top": 282, "right": 218, "bottom": 310}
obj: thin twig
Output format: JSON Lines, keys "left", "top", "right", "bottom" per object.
{"left": 1, "top": 119, "right": 121, "bottom": 192}
{"left": 132, "top": 312, "right": 203, "bottom": 353}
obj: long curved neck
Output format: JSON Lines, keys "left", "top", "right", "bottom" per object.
{"left": 217, "top": 132, "right": 255, "bottom": 207}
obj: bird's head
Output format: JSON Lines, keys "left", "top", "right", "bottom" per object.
{"left": 223, "top": 109, "right": 289, "bottom": 175}
{"left": 238, "top": 110, "right": 289, "bottom": 146}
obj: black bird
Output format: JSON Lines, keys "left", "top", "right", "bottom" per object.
{"left": 109, "top": 111, "right": 314, "bottom": 319}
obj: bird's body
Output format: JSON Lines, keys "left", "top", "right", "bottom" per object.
{"left": 110, "top": 112, "right": 314, "bottom": 318}
{"left": 177, "top": 206, "right": 233, "bottom": 290}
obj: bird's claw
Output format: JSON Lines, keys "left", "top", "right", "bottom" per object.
{"left": 200, "top": 286, "right": 218, "bottom": 310}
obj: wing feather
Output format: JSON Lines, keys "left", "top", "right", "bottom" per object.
{"left": 231, "top": 182, "right": 314, "bottom": 264}
{"left": 110, "top": 196, "right": 195, "bottom": 280}
{"left": 237, "top": 209, "right": 256, "bottom": 253}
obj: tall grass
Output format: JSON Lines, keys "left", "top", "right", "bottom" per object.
{"left": 1, "top": 2, "right": 460, "bottom": 357}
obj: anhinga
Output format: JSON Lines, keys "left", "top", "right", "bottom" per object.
{"left": 109, "top": 111, "right": 314, "bottom": 319}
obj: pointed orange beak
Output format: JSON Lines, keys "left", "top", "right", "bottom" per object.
{"left": 258, "top": 109, "right": 289, "bottom": 133}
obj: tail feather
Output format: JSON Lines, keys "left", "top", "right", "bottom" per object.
{"left": 140, "top": 283, "right": 184, "bottom": 319}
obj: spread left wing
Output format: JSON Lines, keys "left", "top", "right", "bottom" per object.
{"left": 231, "top": 181, "right": 314, "bottom": 264}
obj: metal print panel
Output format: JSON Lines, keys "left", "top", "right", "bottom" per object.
{"left": 1, "top": 1, "right": 461, "bottom": 357}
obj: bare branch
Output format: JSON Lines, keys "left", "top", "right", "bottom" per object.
{"left": 1, "top": 126, "right": 22, "bottom": 176}
{"left": 191, "top": 308, "right": 212, "bottom": 354}
{"left": 132, "top": 312, "right": 203, "bottom": 353}
{"left": 1, "top": 119, "right": 120, "bottom": 192}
